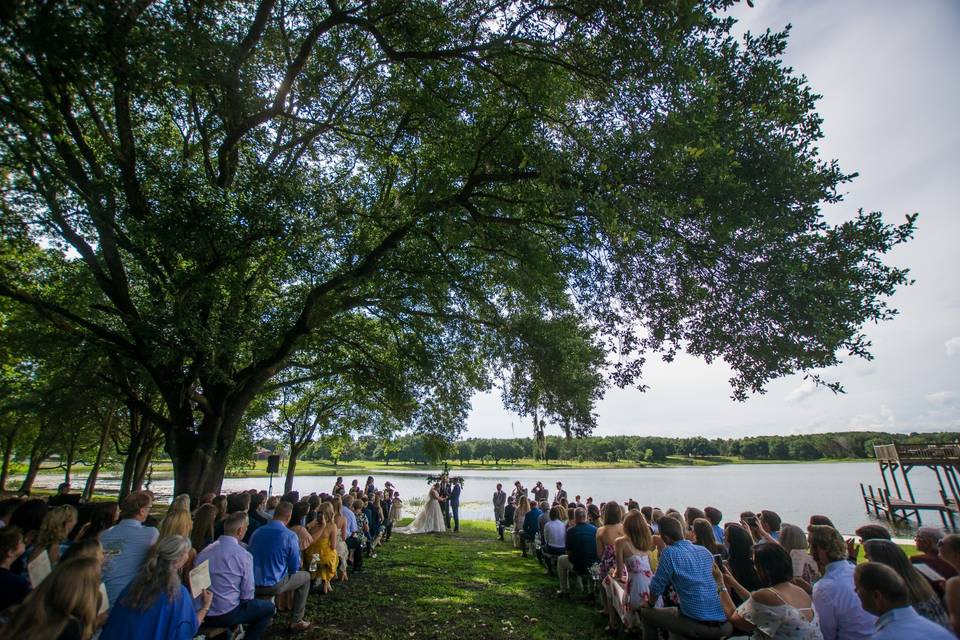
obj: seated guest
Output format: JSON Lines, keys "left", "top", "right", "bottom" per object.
{"left": 940, "top": 534, "right": 960, "bottom": 638}
{"left": 47, "top": 482, "right": 82, "bottom": 507}
{"left": 248, "top": 501, "right": 311, "bottom": 631}
{"left": 684, "top": 507, "right": 706, "bottom": 534}
{"left": 0, "top": 557, "right": 105, "bottom": 640}
{"left": 854, "top": 562, "right": 955, "bottom": 640}
{"left": 808, "top": 524, "right": 875, "bottom": 640}
{"left": 537, "top": 500, "right": 550, "bottom": 545}
{"left": 76, "top": 502, "right": 120, "bottom": 543}
{"left": 341, "top": 495, "right": 362, "bottom": 572}
{"left": 557, "top": 508, "right": 598, "bottom": 596}
{"left": 248, "top": 493, "right": 270, "bottom": 531}
{"left": 304, "top": 503, "right": 339, "bottom": 593}
{"left": 692, "top": 518, "right": 721, "bottom": 556}
{"left": 60, "top": 537, "right": 105, "bottom": 564}
{"left": 195, "top": 512, "right": 275, "bottom": 640}
{"left": 863, "top": 539, "right": 950, "bottom": 629}
{"left": 704, "top": 506, "right": 724, "bottom": 544}
{"left": 740, "top": 511, "right": 764, "bottom": 542}
{"left": 100, "top": 535, "right": 212, "bottom": 640}
{"left": 513, "top": 496, "right": 530, "bottom": 550}
{"left": 501, "top": 496, "right": 516, "bottom": 540}
{"left": 28, "top": 504, "right": 78, "bottom": 566}
{"left": 911, "top": 527, "right": 956, "bottom": 594}
{"left": 521, "top": 499, "right": 543, "bottom": 557}
{"left": 779, "top": 523, "right": 820, "bottom": 585}
{"left": 726, "top": 523, "right": 760, "bottom": 604}
{"left": 587, "top": 503, "right": 602, "bottom": 527}
{"left": 0, "top": 526, "right": 30, "bottom": 612}
{"left": 606, "top": 510, "right": 656, "bottom": 631}
{"left": 0, "top": 498, "right": 22, "bottom": 528}
{"left": 808, "top": 514, "right": 835, "bottom": 529}
{"left": 639, "top": 516, "right": 731, "bottom": 639}
{"left": 719, "top": 542, "right": 820, "bottom": 639}
{"left": 100, "top": 490, "right": 160, "bottom": 606}
{"left": 542, "top": 506, "right": 567, "bottom": 556}
{"left": 759, "top": 510, "right": 781, "bottom": 542}
{"left": 190, "top": 504, "right": 218, "bottom": 553}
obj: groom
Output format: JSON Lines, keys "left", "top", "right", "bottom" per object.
{"left": 449, "top": 478, "right": 462, "bottom": 532}
{"left": 439, "top": 474, "right": 451, "bottom": 529}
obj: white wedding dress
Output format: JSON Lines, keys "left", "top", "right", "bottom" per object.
{"left": 395, "top": 489, "right": 447, "bottom": 534}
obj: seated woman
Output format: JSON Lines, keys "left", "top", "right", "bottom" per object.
{"left": 718, "top": 542, "right": 821, "bottom": 639}
{"left": 864, "top": 538, "right": 951, "bottom": 630}
{"left": 189, "top": 504, "right": 218, "bottom": 554}
{"left": 304, "top": 503, "right": 339, "bottom": 593}
{"left": 605, "top": 510, "right": 657, "bottom": 631}
{"left": 29, "top": 505, "right": 78, "bottom": 567}
{"left": 725, "top": 523, "right": 760, "bottom": 606}
{"left": 99, "top": 535, "right": 213, "bottom": 640}
{"left": 0, "top": 556, "right": 106, "bottom": 640}
{"left": 596, "top": 502, "right": 625, "bottom": 632}
{"left": 75, "top": 503, "right": 119, "bottom": 543}
{"left": 779, "top": 524, "right": 820, "bottom": 586}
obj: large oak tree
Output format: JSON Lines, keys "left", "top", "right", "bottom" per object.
{"left": 0, "top": 1, "right": 913, "bottom": 497}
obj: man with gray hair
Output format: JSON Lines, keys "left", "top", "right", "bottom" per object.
{"left": 556, "top": 507, "right": 597, "bottom": 596}
{"left": 248, "top": 501, "right": 311, "bottom": 632}
{"left": 197, "top": 511, "right": 275, "bottom": 640}
{"left": 911, "top": 527, "right": 956, "bottom": 593}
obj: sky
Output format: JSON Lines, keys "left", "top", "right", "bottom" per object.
{"left": 464, "top": 1, "right": 960, "bottom": 441}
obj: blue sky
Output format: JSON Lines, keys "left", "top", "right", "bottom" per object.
{"left": 464, "top": 0, "right": 960, "bottom": 440}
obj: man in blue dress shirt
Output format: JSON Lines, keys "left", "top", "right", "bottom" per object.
{"left": 100, "top": 491, "right": 159, "bottom": 606}
{"left": 640, "top": 516, "right": 732, "bottom": 638}
{"left": 248, "top": 501, "right": 311, "bottom": 632}
{"left": 196, "top": 511, "right": 275, "bottom": 640}
{"left": 854, "top": 562, "right": 955, "bottom": 640}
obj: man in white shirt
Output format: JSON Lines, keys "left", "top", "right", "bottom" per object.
{"left": 808, "top": 525, "right": 876, "bottom": 640}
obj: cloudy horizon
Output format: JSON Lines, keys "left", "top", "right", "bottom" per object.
{"left": 464, "top": 0, "right": 960, "bottom": 441}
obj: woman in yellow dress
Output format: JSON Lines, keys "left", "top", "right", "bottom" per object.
{"left": 304, "top": 502, "right": 339, "bottom": 593}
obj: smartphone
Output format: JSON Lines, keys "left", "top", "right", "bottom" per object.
{"left": 713, "top": 553, "right": 723, "bottom": 568}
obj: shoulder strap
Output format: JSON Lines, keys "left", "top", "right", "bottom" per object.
{"left": 764, "top": 588, "right": 788, "bottom": 605}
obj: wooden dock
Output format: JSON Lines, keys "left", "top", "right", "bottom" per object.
{"left": 861, "top": 443, "right": 960, "bottom": 529}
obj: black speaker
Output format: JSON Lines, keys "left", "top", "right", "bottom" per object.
{"left": 266, "top": 454, "right": 280, "bottom": 474}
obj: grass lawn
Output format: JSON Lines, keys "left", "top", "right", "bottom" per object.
{"left": 264, "top": 519, "right": 609, "bottom": 639}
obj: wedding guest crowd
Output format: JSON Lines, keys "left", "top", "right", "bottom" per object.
{"left": 0, "top": 475, "right": 401, "bottom": 639}
{"left": 498, "top": 479, "right": 960, "bottom": 639}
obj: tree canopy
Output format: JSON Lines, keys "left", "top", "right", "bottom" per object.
{"left": 0, "top": 1, "right": 914, "bottom": 497}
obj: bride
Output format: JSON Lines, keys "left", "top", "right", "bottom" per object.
{"left": 395, "top": 483, "right": 447, "bottom": 534}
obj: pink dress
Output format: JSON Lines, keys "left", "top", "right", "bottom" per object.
{"left": 604, "top": 554, "right": 655, "bottom": 628}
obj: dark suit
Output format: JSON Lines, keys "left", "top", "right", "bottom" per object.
{"left": 440, "top": 482, "right": 451, "bottom": 528}
{"left": 449, "top": 483, "right": 461, "bottom": 531}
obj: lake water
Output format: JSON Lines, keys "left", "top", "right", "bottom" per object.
{"left": 35, "top": 461, "right": 953, "bottom": 534}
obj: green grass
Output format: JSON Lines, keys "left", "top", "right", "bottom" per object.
{"left": 265, "top": 519, "right": 610, "bottom": 639}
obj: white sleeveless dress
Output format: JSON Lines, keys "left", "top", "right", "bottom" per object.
{"left": 394, "top": 491, "right": 446, "bottom": 534}
{"left": 736, "top": 589, "right": 823, "bottom": 640}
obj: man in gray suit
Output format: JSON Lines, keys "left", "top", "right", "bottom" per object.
{"left": 493, "top": 483, "right": 507, "bottom": 540}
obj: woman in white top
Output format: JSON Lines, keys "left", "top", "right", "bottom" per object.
{"left": 718, "top": 542, "right": 822, "bottom": 640}
{"left": 779, "top": 524, "right": 820, "bottom": 586}
{"left": 542, "top": 506, "right": 567, "bottom": 554}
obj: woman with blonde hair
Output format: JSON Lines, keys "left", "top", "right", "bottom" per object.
{"left": 211, "top": 495, "right": 228, "bottom": 522}
{"left": 29, "top": 504, "right": 78, "bottom": 565}
{"left": 331, "top": 496, "right": 349, "bottom": 582}
{"left": 169, "top": 494, "right": 191, "bottom": 514}
{"left": 0, "top": 556, "right": 105, "bottom": 640}
{"left": 606, "top": 510, "right": 657, "bottom": 630}
{"left": 778, "top": 523, "right": 820, "bottom": 585}
{"left": 159, "top": 505, "right": 196, "bottom": 584}
{"left": 512, "top": 496, "right": 530, "bottom": 549}
{"left": 99, "top": 535, "right": 212, "bottom": 640}
{"left": 304, "top": 502, "right": 339, "bottom": 593}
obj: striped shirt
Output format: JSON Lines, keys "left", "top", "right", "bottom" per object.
{"left": 649, "top": 540, "right": 726, "bottom": 622}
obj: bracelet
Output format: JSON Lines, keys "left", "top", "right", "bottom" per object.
{"left": 717, "top": 586, "right": 728, "bottom": 593}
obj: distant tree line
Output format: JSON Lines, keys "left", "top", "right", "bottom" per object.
{"left": 297, "top": 431, "right": 958, "bottom": 466}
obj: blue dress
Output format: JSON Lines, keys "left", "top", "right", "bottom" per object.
{"left": 99, "top": 584, "right": 198, "bottom": 640}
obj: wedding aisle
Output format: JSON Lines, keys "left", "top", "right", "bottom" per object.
{"left": 263, "top": 519, "right": 610, "bottom": 639}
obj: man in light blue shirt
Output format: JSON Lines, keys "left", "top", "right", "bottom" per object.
{"left": 809, "top": 525, "right": 876, "bottom": 640}
{"left": 248, "top": 501, "right": 311, "bottom": 631}
{"left": 854, "top": 562, "right": 955, "bottom": 640}
{"left": 100, "top": 491, "right": 159, "bottom": 606}
{"left": 196, "top": 512, "right": 275, "bottom": 640}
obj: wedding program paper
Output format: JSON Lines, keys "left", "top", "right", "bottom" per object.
{"left": 189, "top": 559, "right": 211, "bottom": 598}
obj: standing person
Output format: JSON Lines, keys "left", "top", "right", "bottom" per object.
{"left": 639, "top": 516, "right": 732, "bottom": 639}
{"left": 195, "top": 512, "right": 275, "bottom": 640}
{"left": 502, "top": 497, "right": 516, "bottom": 541}
{"left": 554, "top": 481, "right": 567, "bottom": 504}
{"left": 533, "top": 482, "right": 549, "bottom": 503}
{"left": 854, "top": 562, "right": 955, "bottom": 640}
{"left": 381, "top": 490, "right": 394, "bottom": 542}
{"left": 332, "top": 477, "right": 345, "bottom": 496}
{"left": 247, "top": 502, "right": 312, "bottom": 632}
{"left": 439, "top": 475, "right": 451, "bottom": 530}
{"left": 511, "top": 480, "right": 526, "bottom": 502}
{"left": 364, "top": 476, "right": 377, "bottom": 500}
{"left": 493, "top": 484, "right": 507, "bottom": 540}
{"left": 449, "top": 478, "right": 462, "bottom": 532}
{"left": 100, "top": 536, "right": 212, "bottom": 640}
{"left": 100, "top": 490, "right": 160, "bottom": 607}
{"left": 808, "top": 525, "right": 875, "bottom": 640}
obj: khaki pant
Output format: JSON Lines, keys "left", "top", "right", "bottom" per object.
{"left": 639, "top": 606, "right": 732, "bottom": 639}
{"left": 557, "top": 555, "right": 576, "bottom": 592}
{"left": 255, "top": 571, "right": 311, "bottom": 622}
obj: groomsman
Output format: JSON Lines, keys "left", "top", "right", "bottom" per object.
{"left": 554, "top": 481, "right": 568, "bottom": 503}
{"left": 493, "top": 484, "right": 507, "bottom": 540}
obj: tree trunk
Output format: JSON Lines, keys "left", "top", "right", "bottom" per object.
{"left": 83, "top": 404, "right": 119, "bottom": 500}
{"left": 18, "top": 454, "right": 45, "bottom": 495}
{"left": 284, "top": 447, "right": 300, "bottom": 495}
{"left": 0, "top": 431, "right": 16, "bottom": 491}
{"left": 533, "top": 411, "right": 546, "bottom": 461}
{"left": 119, "top": 407, "right": 144, "bottom": 501}
{"left": 167, "top": 411, "right": 239, "bottom": 500}
{"left": 63, "top": 438, "right": 76, "bottom": 486}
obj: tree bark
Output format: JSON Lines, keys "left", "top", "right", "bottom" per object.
{"left": 167, "top": 410, "right": 240, "bottom": 500}
{"left": 0, "top": 430, "right": 16, "bottom": 491}
{"left": 18, "top": 454, "right": 45, "bottom": 495}
{"left": 284, "top": 448, "right": 299, "bottom": 495}
{"left": 83, "top": 403, "right": 119, "bottom": 500}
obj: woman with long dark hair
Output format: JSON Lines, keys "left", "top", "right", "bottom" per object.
{"left": 725, "top": 523, "right": 760, "bottom": 605}
{"left": 99, "top": 535, "right": 212, "bottom": 640}
{"left": 865, "top": 538, "right": 951, "bottom": 630}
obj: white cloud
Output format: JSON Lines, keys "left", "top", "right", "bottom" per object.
{"left": 846, "top": 404, "right": 897, "bottom": 432}
{"left": 926, "top": 391, "right": 957, "bottom": 406}
{"left": 786, "top": 379, "right": 818, "bottom": 403}
{"left": 946, "top": 337, "right": 960, "bottom": 357}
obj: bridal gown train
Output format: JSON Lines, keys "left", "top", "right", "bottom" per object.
{"left": 395, "top": 490, "right": 447, "bottom": 534}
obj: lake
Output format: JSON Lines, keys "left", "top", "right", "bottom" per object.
{"left": 35, "top": 461, "right": 952, "bottom": 534}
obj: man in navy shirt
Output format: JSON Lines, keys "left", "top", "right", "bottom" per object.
{"left": 557, "top": 508, "right": 597, "bottom": 595}
{"left": 0, "top": 526, "right": 30, "bottom": 612}
{"left": 248, "top": 501, "right": 311, "bottom": 632}
{"left": 521, "top": 501, "right": 543, "bottom": 557}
